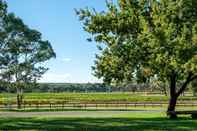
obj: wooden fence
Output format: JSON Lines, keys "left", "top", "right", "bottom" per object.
{"left": 1, "top": 101, "right": 197, "bottom": 110}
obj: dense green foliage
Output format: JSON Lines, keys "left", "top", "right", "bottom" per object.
{"left": 77, "top": 0, "right": 197, "bottom": 117}
{"left": 0, "top": 83, "right": 109, "bottom": 93}
{"left": 0, "top": 82, "right": 171, "bottom": 93}
{"left": 0, "top": 0, "right": 55, "bottom": 86}
{"left": 77, "top": 0, "right": 197, "bottom": 85}
{"left": 33, "top": 83, "right": 111, "bottom": 93}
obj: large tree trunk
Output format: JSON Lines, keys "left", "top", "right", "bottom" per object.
{"left": 167, "top": 72, "right": 178, "bottom": 119}
{"left": 17, "top": 88, "right": 23, "bottom": 109}
{"left": 167, "top": 96, "right": 178, "bottom": 119}
{"left": 167, "top": 72, "right": 196, "bottom": 119}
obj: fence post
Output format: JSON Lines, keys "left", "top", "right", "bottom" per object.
{"left": 62, "top": 103, "right": 64, "bottom": 110}
{"left": 36, "top": 103, "right": 39, "bottom": 109}
{"left": 23, "top": 102, "right": 25, "bottom": 109}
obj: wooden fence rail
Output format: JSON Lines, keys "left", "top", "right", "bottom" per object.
{"left": 1, "top": 101, "right": 197, "bottom": 110}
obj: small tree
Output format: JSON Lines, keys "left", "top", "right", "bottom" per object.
{"left": 0, "top": 0, "right": 56, "bottom": 108}
{"left": 77, "top": 0, "right": 197, "bottom": 118}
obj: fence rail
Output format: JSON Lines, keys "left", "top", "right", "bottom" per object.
{"left": 1, "top": 101, "right": 197, "bottom": 110}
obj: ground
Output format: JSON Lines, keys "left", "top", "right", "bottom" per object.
{"left": 0, "top": 111, "right": 197, "bottom": 131}
{"left": 1, "top": 93, "right": 197, "bottom": 130}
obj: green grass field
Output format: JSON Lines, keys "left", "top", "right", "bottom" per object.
{"left": 1, "top": 92, "right": 197, "bottom": 104}
{"left": 0, "top": 112, "right": 196, "bottom": 130}
{"left": 1, "top": 93, "right": 197, "bottom": 130}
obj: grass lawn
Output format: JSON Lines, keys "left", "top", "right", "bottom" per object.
{"left": 0, "top": 112, "right": 197, "bottom": 130}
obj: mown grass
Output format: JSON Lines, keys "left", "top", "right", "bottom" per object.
{"left": 0, "top": 92, "right": 197, "bottom": 104}
{"left": 0, "top": 112, "right": 197, "bottom": 130}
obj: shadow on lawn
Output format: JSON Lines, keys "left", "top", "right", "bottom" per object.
{"left": 0, "top": 117, "right": 196, "bottom": 131}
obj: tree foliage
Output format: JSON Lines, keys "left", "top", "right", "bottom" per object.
{"left": 0, "top": 0, "right": 56, "bottom": 108}
{"left": 0, "top": 0, "right": 55, "bottom": 84}
{"left": 77, "top": 0, "right": 197, "bottom": 118}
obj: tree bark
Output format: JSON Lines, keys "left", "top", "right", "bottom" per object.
{"left": 17, "top": 88, "right": 23, "bottom": 109}
{"left": 167, "top": 96, "right": 178, "bottom": 119}
{"left": 167, "top": 72, "right": 178, "bottom": 119}
{"left": 176, "top": 73, "right": 193, "bottom": 97}
{"left": 167, "top": 73, "right": 196, "bottom": 119}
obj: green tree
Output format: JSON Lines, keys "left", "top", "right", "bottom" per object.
{"left": 0, "top": 0, "right": 56, "bottom": 108}
{"left": 77, "top": 0, "right": 197, "bottom": 118}
{"left": 0, "top": 0, "right": 10, "bottom": 93}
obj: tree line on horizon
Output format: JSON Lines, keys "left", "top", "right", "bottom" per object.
{"left": 1, "top": 82, "right": 197, "bottom": 96}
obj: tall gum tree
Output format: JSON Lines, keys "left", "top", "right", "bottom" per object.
{"left": 77, "top": 0, "right": 197, "bottom": 119}
{"left": 0, "top": 0, "right": 56, "bottom": 109}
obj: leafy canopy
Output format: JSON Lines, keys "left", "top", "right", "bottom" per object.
{"left": 77, "top": 0, "right": 197, "bottom": 85}
{"left": 0, "top": 0, "right": 56, "bottom": 86}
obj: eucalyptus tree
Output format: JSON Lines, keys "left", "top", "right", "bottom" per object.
{"left": 0, "top": 0, "right": 8, "bottom": 71}
{"left": 0, "top": 0, "right": 56, "bottom": 108}
{"left": 77, "top": 0, "right": 197, "bottom": 118}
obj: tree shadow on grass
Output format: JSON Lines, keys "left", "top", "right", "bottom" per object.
{"left": 0, "top": 117, "right": 197, "bottom": 131}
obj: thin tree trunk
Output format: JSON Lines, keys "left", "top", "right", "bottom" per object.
{"left": 164, "top": 88, "right": 168, "bottom": 96}
{"left": 161, "top": 85, "right": 168, "bottom": 96}
{"left": 17, "top": 88, "right": 23, "bottom": 109}
{"left": 164, "top": 90, "right": 168, "bottom": 96}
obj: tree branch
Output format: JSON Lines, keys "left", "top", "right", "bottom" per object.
{"left": 176, "top": 73, "right": 193, "bottom": 97}
{"left": 190, "top": 75, "right": 197, "bottom": 81}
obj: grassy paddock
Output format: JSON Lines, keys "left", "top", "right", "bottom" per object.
{"left": 0, "top": 112, "right": 197, "bottom": 130}
{"left": 1, "top": 92, "right": 197, "bottom": 104}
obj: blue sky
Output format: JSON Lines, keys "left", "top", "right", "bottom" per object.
{"left": 6, "top": 0, "right": 109, "bottom": 83}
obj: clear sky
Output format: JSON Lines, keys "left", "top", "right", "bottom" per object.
{"left": 6, "top": 0, "right": 110, "bottom": 83}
